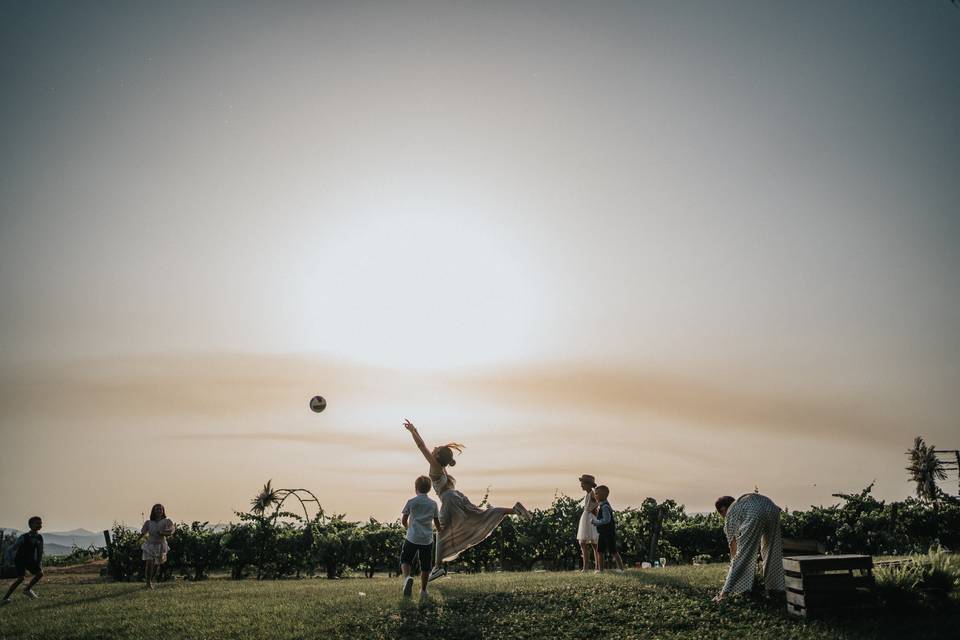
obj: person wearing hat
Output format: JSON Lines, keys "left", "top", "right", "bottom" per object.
{"left": 576, "top": 474, "right": 601, "bottom": 572}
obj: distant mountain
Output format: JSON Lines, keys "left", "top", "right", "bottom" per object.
{"left": 43, "top": 543, "right": 75, "bottom": 557}
{"left": 1, "top": 527, "right": 105, "bottom": 553}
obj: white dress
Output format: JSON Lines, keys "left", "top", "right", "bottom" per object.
{"left": 141, "top": 520, "right": 169, "bottom": 563}
{"left": 576, "top": 491, "right": 599, "bottom": 544}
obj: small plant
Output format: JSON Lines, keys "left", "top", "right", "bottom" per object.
{"left": 917, "top": 545, "right": 959, "bottom": 601}
{"left": 875, "top": 562, "right": 923, "bottom": 611}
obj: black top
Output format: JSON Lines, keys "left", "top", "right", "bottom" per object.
{"left": 593, "top": 500, "right": 616, "bottom": 535}
{"left": 14, "top": 531, "right": 44, "bottom": 564}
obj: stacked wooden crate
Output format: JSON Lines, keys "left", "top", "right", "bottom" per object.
{"left": 783, "top": 554, "right": 876, "bottom": 618}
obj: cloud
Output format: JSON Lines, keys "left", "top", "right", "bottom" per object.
{"left": 452, "top": 362, "right": 911, "bottom": 445}
{"left": 167, "top": 430, "right": 404, "bottom": 452}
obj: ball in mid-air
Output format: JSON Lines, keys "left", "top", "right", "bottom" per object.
{"left": 309, "top": 395, "right": 327, "bottom": 413}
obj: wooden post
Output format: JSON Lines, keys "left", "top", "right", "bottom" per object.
{"left": 103, "top": 529, "right": 114, "bottom": 576}
{"left": 648, "top": 505, "right": 664, "bottom": 564}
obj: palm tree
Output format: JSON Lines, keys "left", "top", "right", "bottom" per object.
{"left": 251, "top": 479, "right": 280, "bottom": 516}
{"left": 906, "top": 437, "right": 947, "bottom": 502}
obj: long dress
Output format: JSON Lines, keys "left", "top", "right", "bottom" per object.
{"left": 576, "top": 491, "right": 599, "bottom": 545}
{"left": 721, "top": 493, "right": 785, "bottom": 595}
{"left": 431, "top": 468, "right": 511, "bottom": 563}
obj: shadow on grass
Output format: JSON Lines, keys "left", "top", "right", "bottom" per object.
{"left": 30, "top": 585, "right": 144, "bottom": 612}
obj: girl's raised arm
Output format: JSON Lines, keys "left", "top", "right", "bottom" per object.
{"left": 403, "top": 419, "right": 436, "bottom": 465}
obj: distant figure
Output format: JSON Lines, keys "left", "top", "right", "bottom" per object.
{"left": 713, "top": 493, "right": 785, "bottom": 601}
{"left": 141, "top": 504, "right": 174, "bottom": 589}
{"left": 2, "top": 516, "right": 44, "bottom": 604}
{"left": 400, "top": 475, "right": 441, "bottom": 598}
{"left": 591, "top": 486, "right": 625, "bottom": 572}
{"left": 576, "top": 474, "right": 601, "bottom": 572}
{"left": 403, "top": 419, "right": 530, "bottom": 581}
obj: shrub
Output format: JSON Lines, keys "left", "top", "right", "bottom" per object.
{"left": 875, "top": 562, "right": 923, "bottom": 612}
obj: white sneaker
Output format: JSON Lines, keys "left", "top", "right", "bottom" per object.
{"left": 25, "top": 589, "right": 38, "bottom": 599}
{"left": 427, "top": 566, "right": 446, "bottom": 582}
{"left": 402, "top": 576, "right": 414, "bottom": 597}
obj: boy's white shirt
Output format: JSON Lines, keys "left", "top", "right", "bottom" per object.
{"left": 402, "top": 493, "right": 439, "bottom": 545}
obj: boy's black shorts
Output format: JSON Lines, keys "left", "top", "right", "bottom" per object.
{"left": 400, "top": 540, "right": 433, "bottom": 572}
{"left": 14, "top": 560, "right": 43, "bottom": 578}
{"left": 598, "top": 530, "right": 617, "bottom": 554}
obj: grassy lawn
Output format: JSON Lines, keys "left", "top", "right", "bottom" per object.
{"left": 1, "top": 564, "right": 957, "bottom": 640}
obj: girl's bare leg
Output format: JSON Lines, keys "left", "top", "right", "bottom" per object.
{"left": 145, "top": 560, "right": 154, "bottom": 589}
{"left": 579, "top": 542, "right": 592, "bottom": 571}
{"left": 593, "top": 546, "right": 602, "bottom": 572}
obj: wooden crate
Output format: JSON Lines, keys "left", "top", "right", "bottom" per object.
{"left": 783, "top": 555, "right": 876, "bottom": 618}
{"left": 782, "top": 537, "right": 825, "bottom": 556}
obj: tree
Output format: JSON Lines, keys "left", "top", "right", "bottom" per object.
{"left": 907, "top": 437, "right": 947, "bottom": 503}
{"left": 251, "top": 480, "right": 280, "bottom": 515}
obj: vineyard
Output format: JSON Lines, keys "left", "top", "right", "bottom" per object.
{"left": 53, "top": 484, "right": 960, "bottom": 582}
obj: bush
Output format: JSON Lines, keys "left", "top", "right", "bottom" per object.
{"left": 97, "top": 486, "right": 960, "bottom": 581}
{"left": 168, "top": 522, "right": 224, "bottom": 580}
{"left": 876, "top": 562, "right": 924, "bottom": 611}
{"left": 875, "top": 547, "right": 959, "bottom": 612}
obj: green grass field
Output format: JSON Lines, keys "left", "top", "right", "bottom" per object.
{"left": 1, "top": 564, "right": 957, "bottom": 640}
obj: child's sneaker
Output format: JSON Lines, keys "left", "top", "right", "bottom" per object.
{"left": 419, "top": 589, "right": 429, "bottom": 600}
{"left": 427, "top": 566, "right": 446, "bottom": 582}
{"left": 402, "top": 576, "right": 414, "bottom": 597}
{"left": 24, "top": 589, "right": 39, "bottom": 599}
{"left": 1, "top": 598, "right": 12, "bottom": 605}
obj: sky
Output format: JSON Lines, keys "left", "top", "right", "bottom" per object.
{"left": 1, "top": 1, "right": 959, "bottom": 531}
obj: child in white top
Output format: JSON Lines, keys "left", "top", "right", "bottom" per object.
{"left": 400, "top": 476, "right": 441, "bottom": 597}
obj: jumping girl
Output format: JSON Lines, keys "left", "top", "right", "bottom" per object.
{"left": 403, "top": 419, "right": 529, "bottom": 580}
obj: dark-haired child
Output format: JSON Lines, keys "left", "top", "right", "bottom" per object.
{"left": 591, "top": 486, "right": 625, "bottom": 572}
{"left": 400, "top": 476, "right": 441, "bottom": 598}
{"left": 2, "top": 516, "right": 44, "bottom": 604}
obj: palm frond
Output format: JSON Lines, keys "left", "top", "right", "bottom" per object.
{"left": 251, "top": 479, "right": 280, "bottom": 515}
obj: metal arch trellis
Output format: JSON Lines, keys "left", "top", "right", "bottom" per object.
{"left": 933, "top": 449, "right": 960, "bottom": 495}
{"left": 271, "top": 488, "right": 325, "bottom": 523}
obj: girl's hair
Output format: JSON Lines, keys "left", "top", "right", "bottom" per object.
{"left": 150, "top": 504, "right": 166, "bottom": 521}
{"left": 434, "top": 443, "right": 464, "bottom": 467}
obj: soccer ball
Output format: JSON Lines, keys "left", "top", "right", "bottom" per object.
{"left": 159, "top": 518, "right": 175, "bottom": 537}
{"left": 309, "top": 395, "right": 326, "bottom": 413}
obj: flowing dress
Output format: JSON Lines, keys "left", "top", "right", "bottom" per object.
{"left": 722, "top": 493, "right": 785, "bottom": 595}
{"left": 431, "top": 468, "right": 510, "bottom": 562}
{"left": 576, "top": 491, "right": 599, "bottom": 544}
{"left": 141, "top": 520, "right": 169, "bottom": 564}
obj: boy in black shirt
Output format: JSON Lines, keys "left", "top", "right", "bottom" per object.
{"left": 591, "top": 487, "right": 625, "bottom": 572}
{"left": 2, "top": 516, "right": 44, "bottom": 603}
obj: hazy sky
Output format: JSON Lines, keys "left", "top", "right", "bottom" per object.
{"left": 1, "top": 1, "right": 959, "bottom": 530}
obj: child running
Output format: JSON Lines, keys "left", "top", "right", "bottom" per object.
{"left": 2, "top": 516, "right": 44, "bottom": 604}
{"left": 141, "top": 504, "right": 174, "bottom": 589}
{"left": 400, "top": 476, "right": 441, "bottom": 598}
